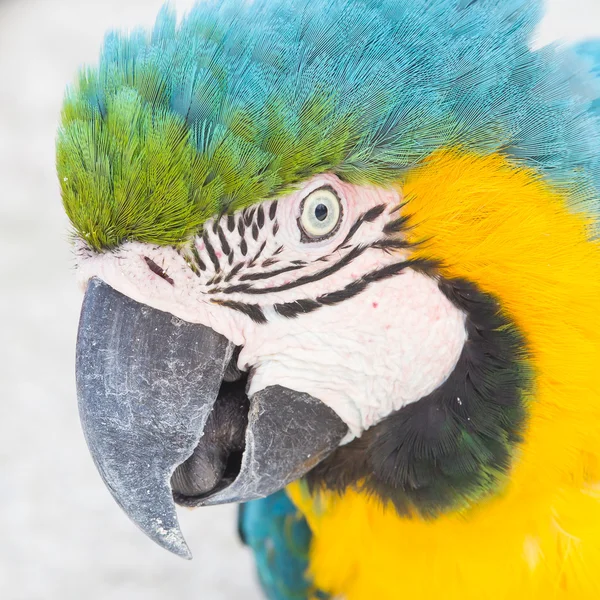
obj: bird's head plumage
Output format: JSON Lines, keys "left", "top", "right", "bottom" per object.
{"left": 58, "top": 0, "right": 600, "bottom": 558}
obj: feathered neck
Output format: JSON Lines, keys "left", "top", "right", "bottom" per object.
{"left": 288, "top": 150, "right": 600, "bottom": 600}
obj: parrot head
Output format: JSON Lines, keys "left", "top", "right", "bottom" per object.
{"left": 57, "top": 0, "right": 600, "bottom": 559}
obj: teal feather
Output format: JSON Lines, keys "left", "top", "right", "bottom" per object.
{"left": 57, "top": 0, "right": 600, "bottom": 250}
{"left": 574, "top": 41, "right": 600, "bottom": 117}
{"left": 239, "top": 491, "right": 327, "bottom": 600}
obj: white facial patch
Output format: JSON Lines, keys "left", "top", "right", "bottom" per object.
{"left": 241, "top": 269, "right": 467, "bottom": 438}
{"left": 75, "top": 174, "right": 467, "bottom": 439}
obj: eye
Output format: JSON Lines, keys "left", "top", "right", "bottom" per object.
{"left": 298, "top": 186, "right": 342, "bottom": 241}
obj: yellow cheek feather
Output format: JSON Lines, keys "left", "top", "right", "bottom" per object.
{"left": 287, "top": 150, "right": 600, "bottom": 600}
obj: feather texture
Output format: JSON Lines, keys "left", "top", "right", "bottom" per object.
{"left": 287, "top": 149, "right": 600, "bottom": 600}
{"left": 57, "top": 0, "right": 600, "bottom": 250}
{"left": 239, "top": 491, "right": 327, "bottom": 600}
{"left": 574, "top": 40, "right": 600, "bottom": 118}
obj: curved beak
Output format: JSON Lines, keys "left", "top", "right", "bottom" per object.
{"left": 76, "top": 279, "right": 347, "bottom": 558}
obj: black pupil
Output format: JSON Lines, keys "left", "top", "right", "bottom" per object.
{"left": 314, "top": 203, "right": 328, "bottom": 222}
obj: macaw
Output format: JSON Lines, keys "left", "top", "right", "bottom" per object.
{"left": 56, "top": 1, "right": 600, "bottom": 598}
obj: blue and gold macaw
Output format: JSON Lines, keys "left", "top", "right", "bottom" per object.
{"left": 57, "top": 1, "right": 600, "bottom": 598}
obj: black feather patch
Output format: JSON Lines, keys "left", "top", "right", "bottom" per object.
{"left": 211, "top": 299, "right": 267, "bottom": 324}
{"left": 307, "top": 277, "right": 532, "bottom": 517}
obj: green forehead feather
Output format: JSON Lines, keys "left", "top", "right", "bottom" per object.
{"left": 57, "top": 0, "right": 600, "bottom": 250}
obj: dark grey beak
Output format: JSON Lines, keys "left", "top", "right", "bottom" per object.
{"left": 76, "top": 279, "right": 347, "bottom": 559}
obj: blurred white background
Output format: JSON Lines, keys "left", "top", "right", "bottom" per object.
{"left": 0, "top": 0, "right": 598, "bottom": 598}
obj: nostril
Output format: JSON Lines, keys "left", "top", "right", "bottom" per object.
{"left": 144, "top": 256, "right": 174, "bottom": 285}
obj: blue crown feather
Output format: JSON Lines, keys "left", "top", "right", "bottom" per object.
{"left": 57, "top": 0, "right": 600, "bottom": 250}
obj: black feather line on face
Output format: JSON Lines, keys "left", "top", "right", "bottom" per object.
{"left": 240, "top": 263, "right": 306, "bottom": 282}
{"left": 372, "top": 239, "right": 414, "bottom": 252}
{"left": 224, "top": 263, "right": 245, "bottom": 282}
{"left": 191, "top": 244, "right": 206, "bottom": 272}
{"left": 274, "top": 299, "right": 321, "bottom": 318}
{"left": 202, "top": 195, "right": 414, "bottom": 309}
{"left": 227, "top": 214, "right": 236, "bottom": 233}
{"left": 237, "top": 217, "right": 245, "bottom": 239}
{"left": 211, "top": 299, "right": 267, "bottom": 324}
{"left": 208, "top": 197, "right": 412, "bottom": 296}
{"left": 306, "top": 276, "right": 532, "bottom": 518}
{"left": 270, "top": 258, "right": 436, "bottom": 318}
{"left": 229, "top": 245, "right": 368, "bottom": 295}
{"left": 243, "top": 207, "right": 255, "bottom": 227}
{"left": 268, "top": 201, "right": 278, "bottom": 221}
{"left": 257, "top": 205, "right": 265, "bottom": 229}
{"left": 217, "top": 225, "right": 232, "bottom": 257}
{"left": 249, "top": 241, "right": 267, "bottom": 266}
{"left": 383, "top": 215, "right": 411, "bottom": 235}
{"left": 334, "top": 203, "right": 386, "bottom": 252}
{"left": 202, "top": 232, "right": 221, "bottom": 273}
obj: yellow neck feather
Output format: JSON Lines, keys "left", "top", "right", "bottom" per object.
{"left": 288, "top": 150, "right": 600, "bottom": 600}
